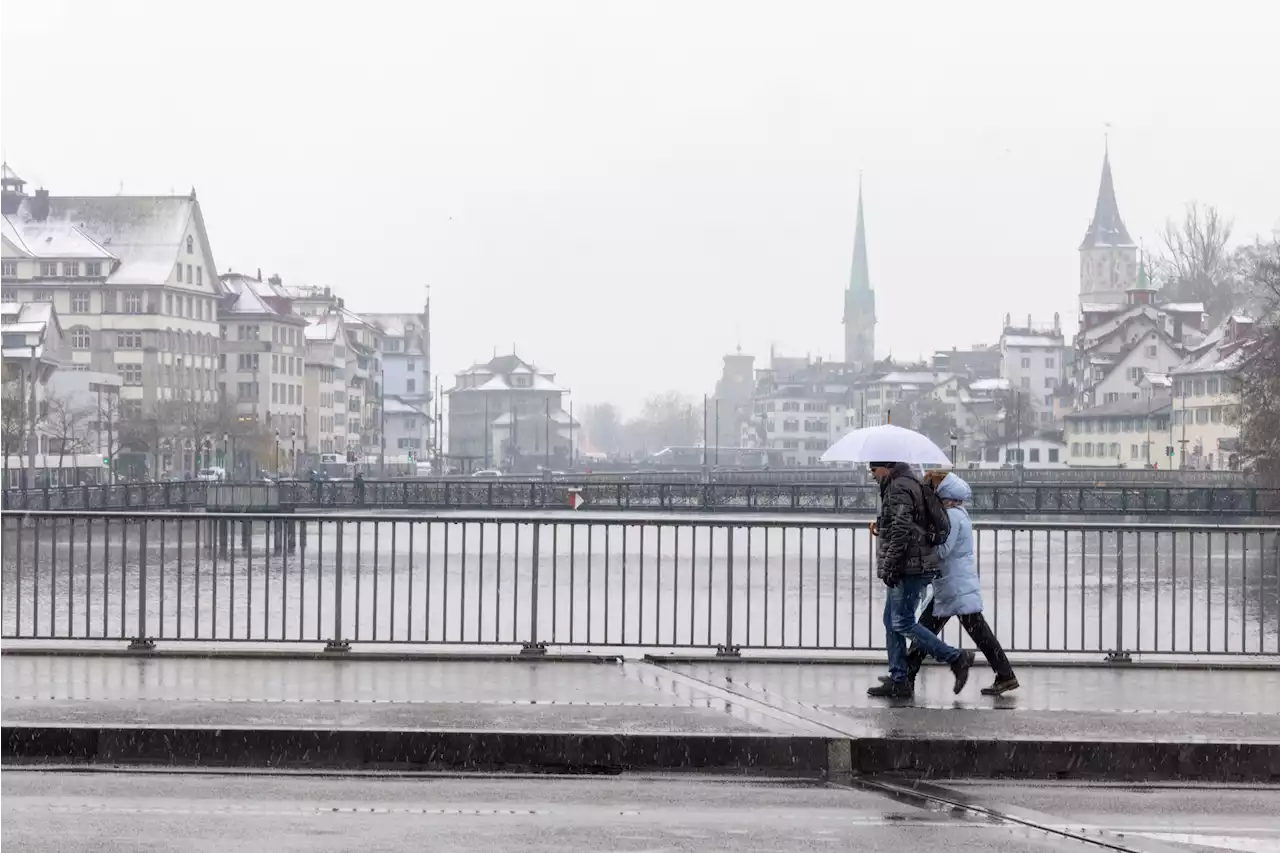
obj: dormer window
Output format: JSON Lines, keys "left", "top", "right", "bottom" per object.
{"left": 186, "top": 235, "right": 194, "bottom": 254}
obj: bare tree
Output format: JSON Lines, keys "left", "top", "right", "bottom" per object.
{"left": 1237, "top": 255, "right": 1280, "bottom": 482}
{"left": 1155, "top": 202, "right": 1236, "bottom": 322}
{"left": 43, "top": 391, "right": 94, "bottom": 483}
{"left": 0, "top": 376, "right": 24, "bottom": 484}
{"left": 581, "top": 402, "right": 622, "bottom": 455}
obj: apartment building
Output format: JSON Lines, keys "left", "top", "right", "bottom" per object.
{"left": 364, "top": 310, "right": 431, "bottom": 458}
{"left": 217, "top": 272, "right": 308, "bottom": 470}
{"left": 1, "top": 168, "right": 222, "bottom": 431}
{"left": 302, "top": 311, "right": 348, "bottom": 456}
{"left": 1064, "top": 394, "right": 1172, "bottom": 468}
{"left": 1168, "top": 316, "right": 1254, "bottom": 471}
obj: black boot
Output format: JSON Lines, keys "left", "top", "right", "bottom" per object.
{"left": 950, "top": 650, "right": 975, "bottom": 694}
{"left": 980, "top": 675, "right": 1019, "bottom": 696}
{"left": 867, "top": 679, "right": 914, "bottom": 699}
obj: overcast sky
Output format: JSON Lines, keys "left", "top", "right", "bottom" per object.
{"left": 3, "top": 0, "right": 1278, "bottom": 413}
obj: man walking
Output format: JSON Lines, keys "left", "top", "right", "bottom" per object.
{"left": 866, "top": 461, "right": 973, "bottom": 699}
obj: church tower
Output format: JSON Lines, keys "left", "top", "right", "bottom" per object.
{"left": 843, "top": 180, "right": 876, "bottom": 371}
{"left": 1079, "top": 145, "right": 1138, "bottom": 310}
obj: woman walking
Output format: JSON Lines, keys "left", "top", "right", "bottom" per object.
{"left": 904, "top": 471, "right": 1018, "bottom": 695}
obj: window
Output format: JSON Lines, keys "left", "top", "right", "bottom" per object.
{"left": 1128, "top": 367, "right": 1143, "bottom": 381}
{"left": 1048, "top": 448, "right": 1059, "bottom": 463}
{"left": 1, "top": 260, "right": 16, "bottom": 277}
{"left": 272, "top": 383, "right": 279, "bottom": 404}
{"left": 1130, "top": 444, "right": 1139, "bottom": 459}
{"left": 196, "top": 266, "right": 202, "bottom": 286}
{"left": 123, "top": 291, "right": 143, "bottom": 313}
{"left": 70, "top": 327, "right": 91, "bottom": 349}
{"left": 86, "top": 261, "right": 102, "bottom": 277}
{"left": 1207, "top": 377, "right": 1220, "bottom": 395}
{"left": 116, "top": 332, "right": 142, "bottom": 349}
{"left": 239, "top": 354, "right": 259, "bottom": 371}
{"left": 219, "top": 354, "right": 226, "bottom": 370}
{"left": 1146, "top": 345, "right": 1157, "bottom": 357}
{"left": 187, "top": 265, "right": 193, "bottom": 284}
{"left": 272, "top": 354, "right": 279, "bottom": 373}
{"left": 1193, "top": 379, "right": 1205, "bottom": 396}
{"left": 239, "top": 324, "right": 260, "bottom": 340}
{"left": 71, "top": 291, "right": 90, "bottom": 313}
{"left": 176, "top": 263, "right": 183, "bottom": 283}
{"left": 119, "top": 364, "right": 142, "bottom": 385}
{"left": 1211, "top": 407, "right": 1222, "bottom": 423}
{"left": 62, "top": 261, "right": 79, "bottom": 277}
{"left": 1196, "top": 408, "right": 1209, "bottom": 424}
{"left": 1020, "top": 377, "right": 1030, "bottom": 389}
{"left": 407, "top": 359, "right": 415, "bottom": 371}
{"left": 1029, "top": 448, "right": 1040, "bottom": 463}
{"left": 186, "top": 235, "right": 194, "bottom": 254}
{"left": 1020, "top": 357, "right": 1030, "bottom": 368}
{"left": 1044, "top": 377, "right": 1054, "bottom": 389}
{"left": 237, "top": 381, "right": 259, "bottom": 401}
{"left": 1083, "top": 442, "right": 1093, "bottom": 457}
{"left": 41, "top": 261, "right": 58, "bottom": 276}
{"left": 407, "top": 378, "right": 416, "bottom": 393}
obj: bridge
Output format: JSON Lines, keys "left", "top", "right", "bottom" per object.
{"left": 5, "top": 477, "right": 1280, "bottom": 515}
{"left": 3, "top": 506, "right": 1278, "bottom": 847}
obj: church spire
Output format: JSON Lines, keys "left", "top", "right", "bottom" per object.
{"left": 1080, "top": 147, "right": 1134, "bottom": 250}
{"left": 848, "top": 174, "right": 871, "bottom": 293}
{"left": 843, "top": 175, "right": 875, "bottom": 371}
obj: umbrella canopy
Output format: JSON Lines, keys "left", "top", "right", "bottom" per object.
{"left": 821, "top": 424, "right": 951, "bottom": 466}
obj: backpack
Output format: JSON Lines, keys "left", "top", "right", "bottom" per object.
{"left": 917, "top": 478, "right": 952, "bottom": 548}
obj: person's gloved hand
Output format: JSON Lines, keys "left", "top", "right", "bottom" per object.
{"left": 881, "top": 573, "right": 899, "bottom": 588}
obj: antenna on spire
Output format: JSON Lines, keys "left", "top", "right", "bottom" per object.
{"left": 1104, "top": 122, "right": 1112, "bottom": 153}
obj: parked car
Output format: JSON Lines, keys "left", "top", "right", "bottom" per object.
{"left": 196, "top": 467, "right": 226, "bottom": 482}
{"left": 471, "top": 469, "right": 503, "bottom": 478}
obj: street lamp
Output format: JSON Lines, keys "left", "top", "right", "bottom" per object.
{"left": 222, "top": 432, "right": 229, "bottom": 476}
{"left": 290, "top": 428, "right": 297, "bottom": 478}
{"left": 274, "top": 429, "right": 280, "bottom": 478}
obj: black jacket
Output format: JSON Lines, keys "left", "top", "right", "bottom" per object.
{"left": 875, "top": 462, "right": 938, "bottom": 580}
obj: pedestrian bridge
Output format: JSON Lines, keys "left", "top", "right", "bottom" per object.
{"left": 4, "top": 478, "right": 1280, "bottom": 516}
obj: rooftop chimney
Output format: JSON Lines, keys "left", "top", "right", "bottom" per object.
{"left": 30, "top": 188, "right": 50, "bottom": 222}
{"left": 268, "top": 274, "right": 282, "bottom": 287}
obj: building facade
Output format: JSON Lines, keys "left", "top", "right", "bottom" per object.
{"left": 999, "top": 314, "right": 1065, "bottom": 425}
{"left": 2, "top": 169, "right": 222, "bottom": 448}
{"left": 1078, "top": 147, "right": 1139, "bottom": 311}
{"left": 447, "top": 353, "right": 573, "bottom": 472}
{"left": 1064, "top": 395, "right": 1172, "bottom": 468}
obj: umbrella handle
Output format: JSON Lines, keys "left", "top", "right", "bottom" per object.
{"left": 869, "top": 521, "right": 878, "bottom": 537}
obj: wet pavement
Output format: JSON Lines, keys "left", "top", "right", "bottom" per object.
{"left": 4, "top": 655, "right": 1278, "bottom": 742}
{"left": 3, "top": 769, "right": 1277, "bottom": 852}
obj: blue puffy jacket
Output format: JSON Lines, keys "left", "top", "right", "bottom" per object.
{"left": 931, "top": 473, "right": 983, "bottom": 617}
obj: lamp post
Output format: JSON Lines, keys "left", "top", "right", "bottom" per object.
{"left": 274, "top": 429, "right": 280, "bottom": 478}
{"left": 222, "top": 432, "right": 229, "bottom": 475}
{"left": 290, "top": 428, "right": 297, "bottom": 477}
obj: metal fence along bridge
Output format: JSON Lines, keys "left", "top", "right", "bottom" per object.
{"left": 4, "top": 478, "right": 1280, "bottom": 516}
{"left": 3, "top": 509, "right": 1277, "bottom": 661}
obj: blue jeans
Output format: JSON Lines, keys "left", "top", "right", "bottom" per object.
{"left": 884, "top": 575, "right": 961, "bottom": 683}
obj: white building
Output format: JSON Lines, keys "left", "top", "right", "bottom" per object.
{"left": 302, "top": 311, "right": 348, "bottom": 457}
{"left": 1, "top": 167, "right": 222, "bottom": 441}
{"left": 1064, "top": 395, "right": 1172, "bottom": 468}
{"left": 967, "top": 437, "right": 1068, "bottom": 469}
{"left": 1, "top": 301, "right": 62, "bottom": 481}
{"left": 1169, "top": 316, "right": 1254, "bottom": 471}
{"left": 384, "top": 396, "right": 430, "bottom": 463}
{"left": 999, "top": 314, "right": 1065, "bottom": 424}
{"left": 364, "top": 310, "right": 431, "bottom": 460}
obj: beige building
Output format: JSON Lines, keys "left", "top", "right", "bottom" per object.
{"left": 302, "top": 311, "right": 349, "bottom": 457}
{"left": 217, "top": 272, "right": 308, "bottom": 472}
{"left": 1064, "top": 394, "right": 1172, "bottom": 468}
{"left": 1, "top": 167, "right": 222, "bottom": 436}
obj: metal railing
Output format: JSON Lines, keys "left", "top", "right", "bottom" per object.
{"left": 8, "top": 480, "right": 1278, "bottom": 515}
{"left": 0, "top": 482, "right": 207, "bottom": 512}
{"left": 3, "top": 510, "right": 1277, "bottom": 659}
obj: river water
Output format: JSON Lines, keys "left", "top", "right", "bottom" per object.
{"left": 2, "top": 510, "right": 1277, "bottom": 657}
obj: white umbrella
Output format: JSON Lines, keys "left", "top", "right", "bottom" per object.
{"left": 821, "top": 424, "right": 951, "bottom": 466}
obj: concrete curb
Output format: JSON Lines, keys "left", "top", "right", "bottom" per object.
{"left": 1, "top": 726, "right": 835, "bottom": 775}
{"left": 850, "top": 737, "right": 1280, "bottom": 783}
{"left": 5, "top": 725, "right": 1278, "bottom": 782}
{"left": 0, "top": 648, "right": 622, "bottom": 664}
{"left": 645, "top": 653, "right": 1280, "bottom": 671}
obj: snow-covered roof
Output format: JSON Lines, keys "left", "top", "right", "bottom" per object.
{"left": 490, "top": 409, "right": 577, "bottom": 427}
{"left": 383, "top": 396, "right": 428, "bottom": 416}
{"left": 1142, "top": 372, "right": 1172, "bottom": 387}
{"left": 16, "top": 195, "right": 210, "bottom": 287}
{"left": 1002, "top": 334, "right": 1063, "bottom": 348}
{"left": 877, "top": 371, "right": 951, "bottom": 385}
{"left": 219, "top": 272, "right": 302, "bottom": 320}
{"left": 304, "top": 313, "right": 342, "bottom": 341}
{"left": 1081, "top": 302, "right": 1126, "bottom": 314}
{"left": 967, "top": 378, "right": 1010, "bottom": 392}
{"left": 1, "top": 216, "right": 117, "bottom": 260}
{"left": 362, "top": 312, "right": 426, "bottom": 341}
{"left": 1067, "top": 393, "right": 1172, "bottom": 419}
{"left": 1160, "top": 302, "right": 1206, "bottom": 314}
{"left": 0, "top": 301, "right": 60, "bottom": 360}
{"left": 1172, "top": 342, "right": 1253, "bottom": 376}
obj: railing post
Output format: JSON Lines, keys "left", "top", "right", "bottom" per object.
{"left": 717, "top": 526, "right": 740, "bottom": 657}
{"left": 1106, "top": 530, "right": 1131, "bottom": 663}
{"left": 129, "top": 519, "right": 156, "bottom": 650}
{"left": 326, "top": 523, "right": 350, "bottom": 651}
{"left": 521, "top": 522, "right": 547, "bottom": 655}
